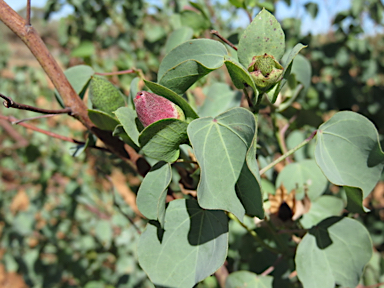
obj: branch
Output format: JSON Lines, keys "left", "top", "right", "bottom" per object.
{"left": 211, "top": 30, "right": 238, "bottom": 51}
{"left": 95, "top": 69, "right": 140, "bottom": 76}
{"left": 1, "top": 93, "right": 72, "bottom": 115}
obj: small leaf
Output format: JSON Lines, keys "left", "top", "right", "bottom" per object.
{"left": 71, "top": 41, "right": 95, "bottom": 58}
{"left": 113, "top": 125, "right": 140, "bottom": 151}
{"left": 281, "top": 43, "right": 307, "bottom": 71}
{"left": 344, "top": 186, "right": 370, "bottom": 214}
{"left": 225, "top": 271, "right": 273, "bottom": 288}
{"left": 158, "top": 39, "right": 227, "bottom": 94}
{"left": 276, "top": 159, "right": 328, "bottom": 200}
{"left": 187, "top": 107, "right": 257, "bottom": 221}
{"left": 114, "top": 107, "right": 140, "bottom": 147}
{"left": 144, "top": 80, "right": 199, "bottom": 120}
{"left": 315, "top": 111, "right": 384, "bottom": 198}
{"left": 137, "top": 199, "right": 228, "bottom": 288}
{"left": 136, "top": 161, "right": 171, "bottom": 227}
{"left": 238, "top": 8, "right": 285, "bottom": 67}
{"left": 88, "top": 109, "right": 120, "bottom": 131}
{"left": 139, "top": 118, "right": 189, "bottom": 162}
{"left": 296, "top": 216, "right": 372, "bottom": 288}
{"left": 224, "top": 56, "right": 259, "bottom": 98}
{"left": 89, "top": 76, "right": 126, "bottom": 115}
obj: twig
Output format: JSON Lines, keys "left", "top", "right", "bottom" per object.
{"left": 26, "top": 0, "right": 30, "bottom": 26}
{"left": 244, "top": 9, "right": 253, "bottom": 23}
{"left": 279, "top": 114, "right": 298, "bottom": 164}
{"left": 1, "top": 93, "right": 72, "bottom": 114}
{"left": 259, "top": 130, "right": 317, "bottom": 175}
{"left": 0, "top": 114, "right": 111, "bottom": 153}
{"left": 260, "top": 254, "right": 283, "bottom": 276}
{"left": 11, "top": 113, "right": 58, "bottom": 124}
{"left": 95, "top": 69, "right": 139, "bottom": 76}
{"left": 210, "top": 30, "right": 238, "bottom": 51}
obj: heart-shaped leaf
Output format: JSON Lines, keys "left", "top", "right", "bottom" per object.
{"left": 137, "top": 199, "right": 228, "bottom": 288}
{"left": 225, "top": 271, "right": 273, "bottom": 288}
{"left": 187, "top": 107, "right": 257, "bottom": 221}
{"left": 315, "top": 111, "right": 384, "bottom": 198}
{"left": 296, "top": 216, "right": 372, "bottom": 288}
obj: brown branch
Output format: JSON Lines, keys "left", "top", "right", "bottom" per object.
{"left": 261, "top": 255, "right": 283, "bottom": 276}
{"left": 211, "top": 30, "right": 238, "bottom": 51}
{"left": 1, "top": 93, "right": 72, "bottom": 114}
{"left": 11, "top": 114, "right": 58, "bottom": 124}
{"left": 26, "top": 0, "right": 31, "bottom": 25}
{"left": 0, "top": 114, "right": 111, "bottom": 153}
{"left": 0, "top": 1, "right": 148, "bottom": 167}
{"left": 95, "top": 69, "right": 139, "bottom": 76}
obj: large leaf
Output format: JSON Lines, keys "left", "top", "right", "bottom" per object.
{"left": 139, "top": 118, "right": 189, "bottom": 163}
{"left": 136, "top": 161, "right": 171, "bottom": 227}
{"left": 137, "top": 199, "right": 228, "bottom": 288}
{"left": 300, "top": 196, "right": 344, "bottom": 229}
{"left": 187, "top": 107, "right": 257, "bottom": 221}
{"left": 315, "top": 111, "right": 384, "bottom": 198}
{"left": 144, "top": 80, "right": 199, "bottom": 120}
{"left": 158, "top": 39, "right": 227, "bottom": 94}
{"left": 296, "top": 216, "right": 372, "bottom": 288}
{"left": 238, "top": 8, "right": 285, "bottom": 67}
{"left": 225, "top": 271, "right": 273, "bottom": 288}
{"left": 276, "top": 159, "right": 328, "bottom": 200}
{"left": 198, "top": 83, "right": 242, "bottom": 117}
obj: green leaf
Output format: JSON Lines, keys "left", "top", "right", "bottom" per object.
{"left": 89, "top": 76, "right": 126, "bottom": 115}
{"left": 180, "top": 10, "right": 210, "bottom": 35}
{"left": 71, "top": 41, "right": 95, "bottom": 58}
{"left": 187, "top": 107, "right": 257, "bottom": 221}
{"left": 158, "top": 39, "right": 227, "bottom": 94}
{"left": 315, "top": 111, "right": 384, "bottom": 198}
{"left": 281, "top": 43, "right": 307, "bottom": 71}
{"left": 95, "top": 220, "right": 112, "bottom": 248}
{"left": 112, "top": 125, "right": 140, "bottom": 151}
{"left": 137, "top": 199, "right": 228, "bottom": 288}
{"left": 128, "top": 76, "right": 141, "bottom": 108}
{"left": 136, "top": 161, "right": 171, "bottom": 227}
{"left": 55, "top": 65, "right": 94, "bottom": 107}
{"left": 304, "top": 2, "right": 319, "bottom": 18}
{"left": 88, "top": 109, "right": 120, "bottom": 131}
{"left": 144, "top": 80, "right": 199, "bottom": 120}
{"left": 276, "top": 159, "right": 328, "bottom": 200}
{"left": 300, "top": 196, "right": 344, "bottom": 229}
{"left": 224, "top": 56, "right": 259, "bottom": 98}
{"left": 139, "top": 118, "right": 189, "bottom": 162}
{"left": 69, "top": 133, "right": 97, "bottom": 157}
{"left": 296, "top": 217, "right": 372, "bottom": 288}
{"left": 238, "top": 8, "right": 285, "bottom": 68}
{"left": 198, "top": 83, "right": 242, "bottom": 117}
{"left": 165, "top": 27, "right": 194, "bottom": 54}
{"left": 225, "top": 271, "right": 273, "bottom": 288}
{"left": 344, "top": 186, "right": 370, "bottom": 214}
{"left": 114, "top": 107, "right": 140, "bottom": 147}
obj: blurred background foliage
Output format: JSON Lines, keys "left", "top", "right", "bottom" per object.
{"left": 0, "top": 0, "right": 384, "bottom": 287}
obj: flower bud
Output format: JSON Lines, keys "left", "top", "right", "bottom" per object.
{"left": 248, "top": 53, "right": 284, "bottom": 90}
{"left": 134, "top": 91, "right": 185, "bottom": 127}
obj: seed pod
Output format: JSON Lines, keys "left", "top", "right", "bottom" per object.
{"left": 134, "top": 91, "right": 185, "bottom": 127}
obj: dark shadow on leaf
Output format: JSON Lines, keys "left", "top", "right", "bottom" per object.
{"left": 186, "top": 199, "right": 228, "bottom": 246}
{"left": 308, "top": 216, "right": 343, "bottom": 249}
{"left": 367, "top": 142, "right": 384, "bottom": 167}
{"left": 148, "top": 220, "right": 164, "bottom": 243}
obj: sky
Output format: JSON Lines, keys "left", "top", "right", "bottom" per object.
{"left": 5, "top": 0, "right": 382, "bottom": 35}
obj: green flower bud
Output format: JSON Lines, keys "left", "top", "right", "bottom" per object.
{"left": 134, "top": 91, "right": 185, "bottom": 127}
{"left": 248, "top": 53, "right": 284, "bottom": 91}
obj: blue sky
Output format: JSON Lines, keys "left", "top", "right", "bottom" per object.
{"left": 5, "top": 0, "right": 382, "bottom": 35}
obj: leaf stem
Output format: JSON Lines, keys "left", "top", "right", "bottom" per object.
{"left": 210, "top": 30, "right": 238, "bottom": 51}
{"left": 228, "top": 213, "right": 280, "bottom": 254}
{"left": 259, "top": 130, "right": 317, "bottom": 175}
{"left": 95, "top": 69, "right": 140, "bottom": 76}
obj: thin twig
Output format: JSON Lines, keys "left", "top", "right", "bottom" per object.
{"left": 260, "top": 254, "right": 283, "bottom": 276}
{"left": 279, "top": 114, "right": 298, "bottom": 164}
{"left": 259, "top": 130, "right": 317, "bottom": 175}
{"left": 95, "top": 69, "right": 139, "bottom": 76}
{"left": 211, "top": 30, "right": 238, "bottom": 51}
{"left": 1, "top": 93, "right": 72, "bottom": 115}
{"left": 244, "top": 8, "right": 253, "bottom": 23}
{"left": 12, "top": 113, "right": 58, "bottom": 124}
{"left": 26, "top": 0, "right": 31, "bottom": 26}
{"left": 0, "top": 114, "right": 111, "bottom": 153}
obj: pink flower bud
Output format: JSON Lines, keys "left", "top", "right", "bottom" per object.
{"left": 134, "top": 91, "right": 185, "bottom": 127}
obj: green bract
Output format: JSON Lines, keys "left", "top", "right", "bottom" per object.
{"left": 248, "top": 53, "right": 284, "bottom": 90}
